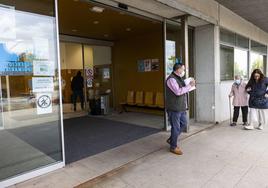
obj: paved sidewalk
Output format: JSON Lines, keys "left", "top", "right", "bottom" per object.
{"left": 78, "top": 122, "right": 268, "bottom": 188}
{"left": 12, "top": 122, "right": 212, "bottom": 188}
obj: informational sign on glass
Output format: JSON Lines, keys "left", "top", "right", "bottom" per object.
{"left": 32, "top": 77, "right": 54, "bottom": 93}
{"left": 36, "top": 93, "right": 52, "bottom": 115}
{"left": 33, "top": 60, "right": 55, "bottom": 76}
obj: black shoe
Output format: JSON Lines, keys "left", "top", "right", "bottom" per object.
{"left": 230, "top": 122, "right": 237, "bottom": 126}
{"left": 166, "top": 138, "right": 171, "bottom": 144}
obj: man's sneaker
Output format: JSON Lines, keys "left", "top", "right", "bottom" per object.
{"left": 170, "top": 147, "right": 183, "bottom": 155}
{"left": 230, "top": 122, "right": 237, "bottom": 126}
{"left": 256, "top": 124, "right": 264, "bottom": 130}
{"left": 244, "top": 124, "right": 254, "bottom": 130}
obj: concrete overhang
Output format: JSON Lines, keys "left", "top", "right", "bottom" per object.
{"left": 155, "top": 0, "right": 218, "bottom": 25}
{"left": 215, "top": 0, "right": 268, "bottom": 33}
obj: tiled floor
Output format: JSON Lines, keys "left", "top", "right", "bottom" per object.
{"left": 11, "top": 121, "right": 213, "bottom": 188}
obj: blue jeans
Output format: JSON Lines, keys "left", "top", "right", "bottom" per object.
{"left": 72, "top": 90, "right": 84, "bottom": 110}
{"left": 167, "top": 111, "right": 187, "bottom": 150}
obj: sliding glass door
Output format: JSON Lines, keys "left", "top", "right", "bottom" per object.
{"left": 0, "top": 0, "right": 63, "bottom": 182}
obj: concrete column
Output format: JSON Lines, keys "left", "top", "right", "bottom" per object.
{"left": 194, "top": 24, "right": 217, "bottom": 123}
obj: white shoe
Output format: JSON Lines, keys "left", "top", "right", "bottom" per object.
{"left": 256, "top": 124, "right": 264, "bottom": 130}
{"left": 244, "top": 125, "right": 254, "bottom": 130}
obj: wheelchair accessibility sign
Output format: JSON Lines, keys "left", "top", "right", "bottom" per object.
{"left": 36, "top": 93, "right": 52, "bottom": 114}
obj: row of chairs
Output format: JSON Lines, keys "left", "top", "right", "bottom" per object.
{"left": 120, "top": 91, "right": 164, "bottom": 112}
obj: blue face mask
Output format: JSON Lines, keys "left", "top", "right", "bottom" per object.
{"left": 235, "top": 79, "right": 241, "bottom": 85}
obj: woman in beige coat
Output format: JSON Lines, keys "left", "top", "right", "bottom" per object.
{"left": 229, "top": 75, "right": 248, "bottom": 126}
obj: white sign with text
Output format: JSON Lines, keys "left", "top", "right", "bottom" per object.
{"left": 32, "top": 77, "right": 54, "bottom": 92}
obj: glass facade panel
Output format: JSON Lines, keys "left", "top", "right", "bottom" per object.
{"left": 236, "top": 34, "right": 249, "bottom": 49}
{"left": 165, "top": 22, "right": 183, "bottom": 78}
{"left": 234, "top": 49, "right": 248, "bottom": 79}
{"left": 251, "top": 40, "right": 267, "bottom": 54}
{"left": 220, "top": 29, "right": 235, "bottom": 46}
{"left": 250, "top": 52, "right": 265, "bottom": 73}
{"left": 0, "top": 0, "right": 62, "bottom": 181}
{"left": 220, "top": 45, "right": 234, "bottom": 80}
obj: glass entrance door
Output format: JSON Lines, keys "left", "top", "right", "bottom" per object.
{"left": 60, "top": 42, "right": 86, "bottom": 114}
{"left": 164, "top": 20, "right": 184, "bottom": 130}
{"left": 164, "top": 19, "right": 195, "bottom": 130}
{"left": 0, "top": 0, "right": 63, "bottom": 183}
{"left": 0, "top": 77, "right": 3, "bottom": 129}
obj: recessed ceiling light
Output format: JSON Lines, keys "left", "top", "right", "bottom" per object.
{"left": 93, "top": 21, "right": 99, "bottom": 24}
{"left": 126, "top": 28, "right": 131, "bottom": 32}
{"left": 91, "top": 6, "right": 105, "bottom": 13}
{"left": 72, "top": 29, "right": 77, "bottom": 32}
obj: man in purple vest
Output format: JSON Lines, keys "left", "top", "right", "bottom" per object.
{"left": 166, "top": 63, "right": 195, "bottom": 155}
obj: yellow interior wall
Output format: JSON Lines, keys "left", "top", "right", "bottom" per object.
{"left": 84, "top": 45, "right": 94, "bottom": 68}
{"left": 113, "top": 30, "right": 164, "bottom": 110}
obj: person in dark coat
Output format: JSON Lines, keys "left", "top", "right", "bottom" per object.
{"left": 71, "top": 71, "right": 84, "bottom": 111}
{"left": 245, "top": 69, "right": 268, "bottom": 130}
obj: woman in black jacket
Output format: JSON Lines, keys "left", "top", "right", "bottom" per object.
{"left": 245, "top": 69, "right": 268, "bottom": 130}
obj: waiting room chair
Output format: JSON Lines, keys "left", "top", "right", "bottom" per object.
{"left": 126, "top": 90, "right": 135, "bottom": 105}
{"left": 155, "top": 92, "right": 164, "bottom": 109}
{"left": 135, "top": 91, "right": 145, "bottom": 106}
{"left": 144, "top": 92, "right": 155, "bottom": 107}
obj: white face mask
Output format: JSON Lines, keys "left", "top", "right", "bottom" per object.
{"left": 180, "top": 71, "right": 185, "bottom": 77}
{"left": 235, "top": 79, "right": 241, "bottom": 85}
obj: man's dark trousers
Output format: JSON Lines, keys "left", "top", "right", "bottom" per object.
{"left": 168, "top": 111, "right": 187, "bottom": 150}
{"left": 73, "top": 90, "right": 84, "bottom": 111}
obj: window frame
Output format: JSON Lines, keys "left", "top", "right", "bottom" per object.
{"left": 220, "top": 28, "right": 267, "bottom": 81}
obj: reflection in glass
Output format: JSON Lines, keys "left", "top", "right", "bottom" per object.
{"left": 220, "top": 45, "right": 234, "bottom": 81}
{"left": 234, "top": 49, "right": 248, "bottom": 79}
{"left": 165, "top": 40, "right": 176, "bottom": 77}
{"left": 250, "top": 52, "right": 264, "bottom": 73}
{"left": 0, "top": 2, "right": 62, "bottom": 182}
{"left": 251, "top": 40, "right": 267, "bottom": 55}
{"left": 165, "top": 22, "right": 182, "bottom": 78}
{"left": 220, "top": 29, "right": 235, "bottom": 46}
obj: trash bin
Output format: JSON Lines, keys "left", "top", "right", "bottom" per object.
{"left": 100, "top": 94, "right": 110, "bottom": 115}
{"left": 89, "top": 99, "right": 101, "bottom": 115}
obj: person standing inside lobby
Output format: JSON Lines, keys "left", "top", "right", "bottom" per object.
{"left": 71, "top": 71, "right": 84, "bottom": 111}
{"left": 166, "top": 63, "right": 195, "bottom": 155}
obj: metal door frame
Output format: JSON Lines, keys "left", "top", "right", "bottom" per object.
{"left": 164, "top": 18, "right": 190, "bottom": 132}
